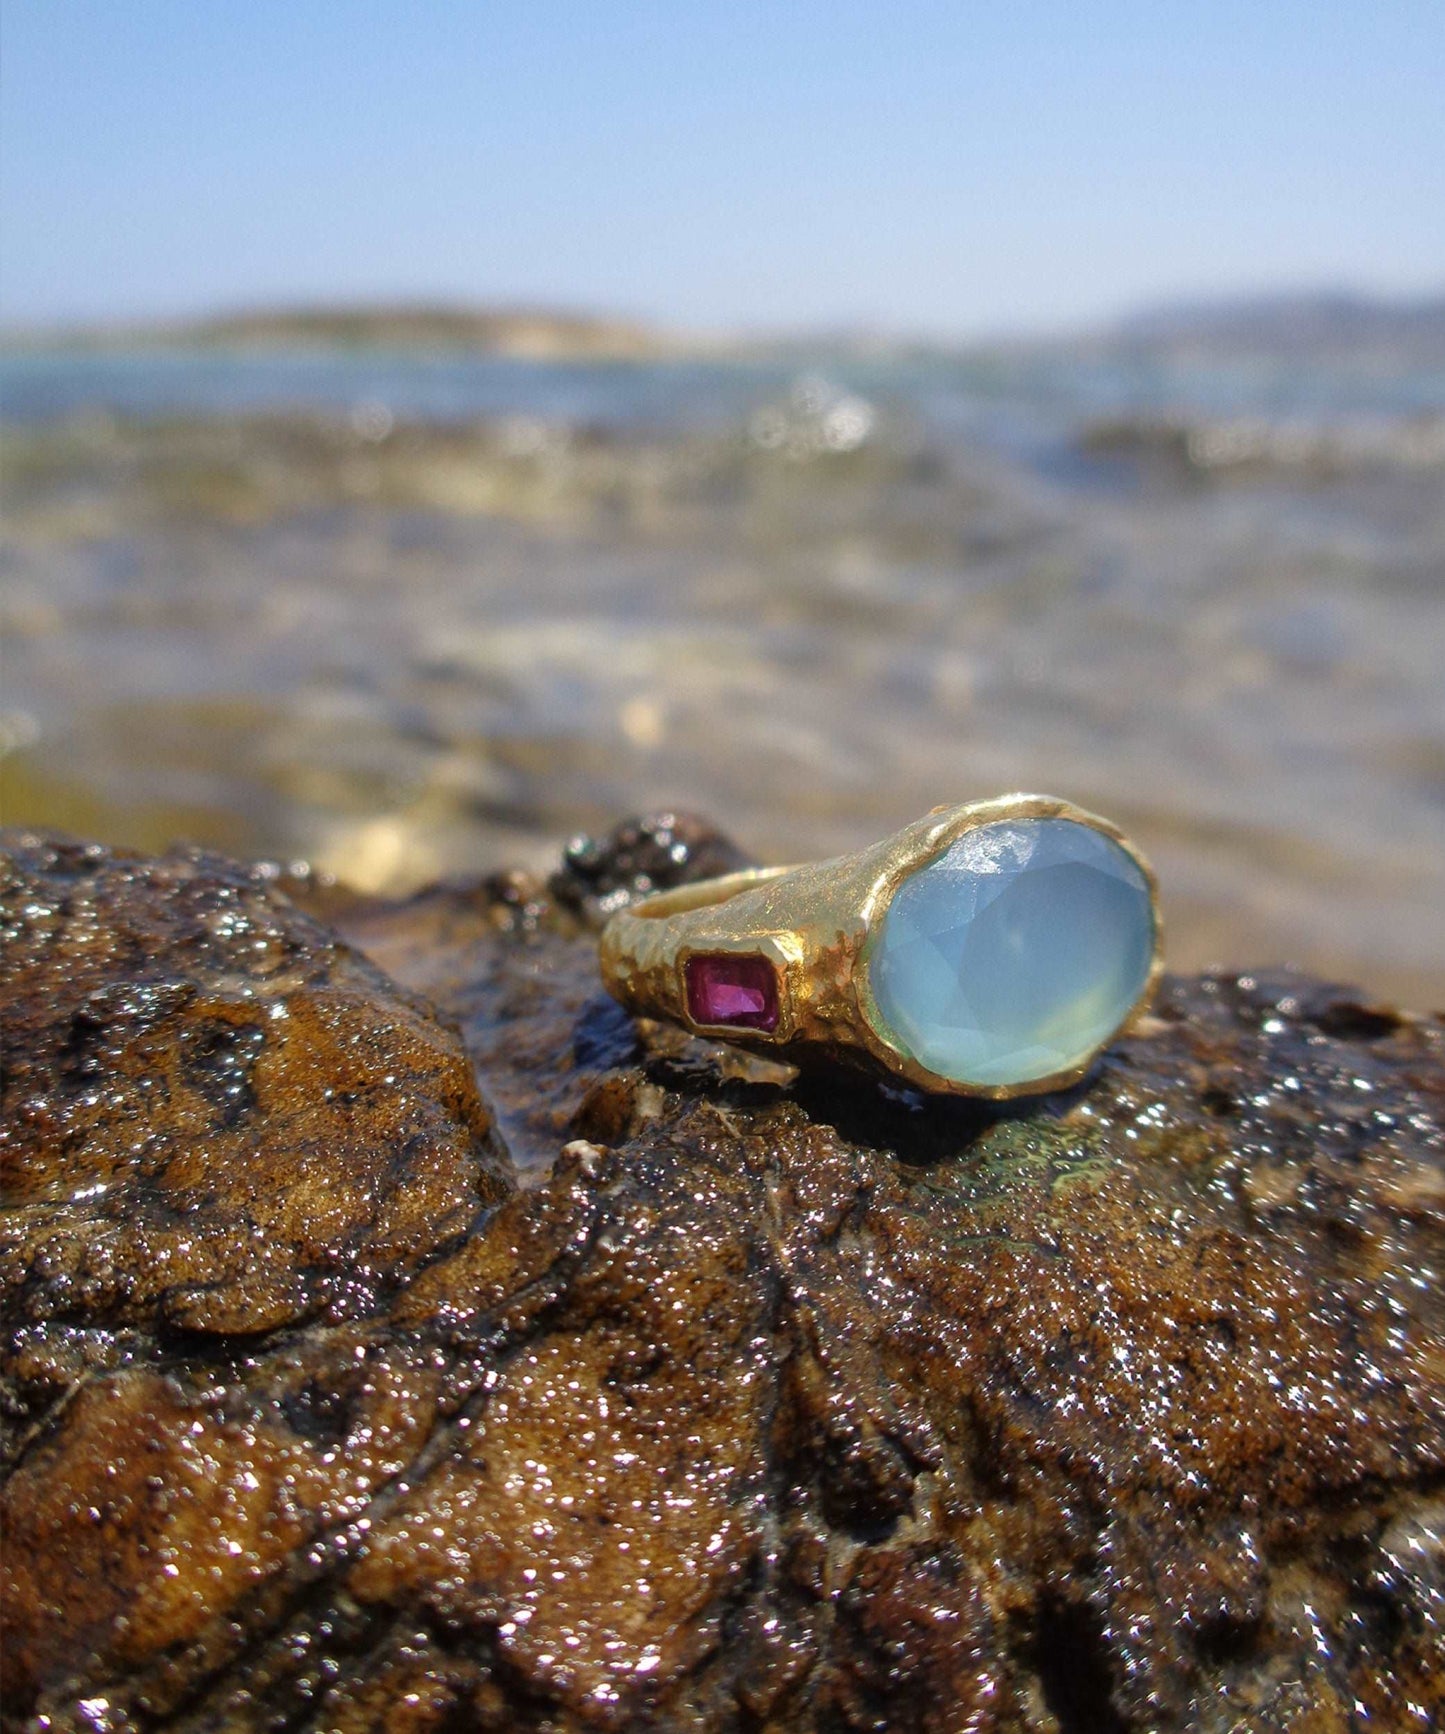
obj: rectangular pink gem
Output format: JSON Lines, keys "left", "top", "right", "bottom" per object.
{"left": 684, "top": 953, "right": 779, "bottom": 1032}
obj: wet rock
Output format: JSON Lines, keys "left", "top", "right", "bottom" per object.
{"left": 0, "top": 833, "right": 512, "bottom": 1443}
{"left": 1077, "top": 410, "right": 1445, "bottom": 483}
{"left": 550, "top": 811, "right": 753, "bottom": 926}
{"left": 2, "top": 822, "right": 1443, "bottom": 1732}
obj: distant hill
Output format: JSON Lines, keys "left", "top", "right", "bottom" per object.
{"left": 7, "top": 303, "right": 681, "bottom": 360}
{"left": 1105, "top": 290, "right": 1445, "bottom": 365}
{"left": 7, "top": 290, "right": 1445, "bottom": 367}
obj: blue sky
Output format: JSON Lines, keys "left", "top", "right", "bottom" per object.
{"left": 2, "top": 1, "right": 1441, "bottom": 336}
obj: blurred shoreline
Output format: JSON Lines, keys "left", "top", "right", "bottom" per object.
{"left": 7, "top": 285, "right": 1445, "bottom": 365}
{"left": 4, "top": 294, "right": 1444, "bottom": 1006}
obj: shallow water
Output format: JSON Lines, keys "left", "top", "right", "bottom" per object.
{"left": 3, "top": 345, "right": 1444, "bottom": 1005}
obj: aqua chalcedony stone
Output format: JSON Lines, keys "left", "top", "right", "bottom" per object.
{"left": 867, "top": 818, "right": 1154, "bottom": 1088}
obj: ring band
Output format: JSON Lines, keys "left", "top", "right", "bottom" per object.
{"left": 599, "top": 795, "right": 1162, "bottom": 1099}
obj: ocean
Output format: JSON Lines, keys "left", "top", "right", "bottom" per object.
{"left": 4, "top": 340, "right": 1443, "bottom": 1003}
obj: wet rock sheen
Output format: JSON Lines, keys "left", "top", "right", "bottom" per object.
{"left": 2, "top": 817, "right": 1442, "bottom": 1734}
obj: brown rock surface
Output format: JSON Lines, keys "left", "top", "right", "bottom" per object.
{"left": 2, "top": 820, "right": 1443, "bottom": 1732}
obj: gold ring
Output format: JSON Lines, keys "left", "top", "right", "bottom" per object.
{"left": 599, "top": 794, "right": 1162, "bottom": 1099}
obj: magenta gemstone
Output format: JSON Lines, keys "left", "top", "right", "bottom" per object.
{"left": 684, "top": 953, "right": 779, "bottom": 1032}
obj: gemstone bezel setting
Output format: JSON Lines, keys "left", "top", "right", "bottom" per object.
{"left": 675, "top": 931, "right": 804, "bottom": 1042}
{"left": 684, "top": 952, "right": 781, "bottom": 1032}
{"left": 845, "top": 800, "right": 1160, "bottom": 1096}
{"left": 858, "top": 817, "right": 1158, "bottom": 1090}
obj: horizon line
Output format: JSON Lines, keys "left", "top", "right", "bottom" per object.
{"left": 4, "top": 279, "right": 1445, "bottom": 354}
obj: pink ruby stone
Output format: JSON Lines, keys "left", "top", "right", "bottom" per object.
{"left": 684, "top": 953, "right": 779, "bottom": 1032}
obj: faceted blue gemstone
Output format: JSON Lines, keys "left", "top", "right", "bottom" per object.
{"left": 867, "top": 818, "right": 1155, "bottom": 1088}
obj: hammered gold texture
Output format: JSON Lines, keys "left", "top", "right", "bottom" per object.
{"left": 2, "top": 819, "right": 1443, "bottom": 1734}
